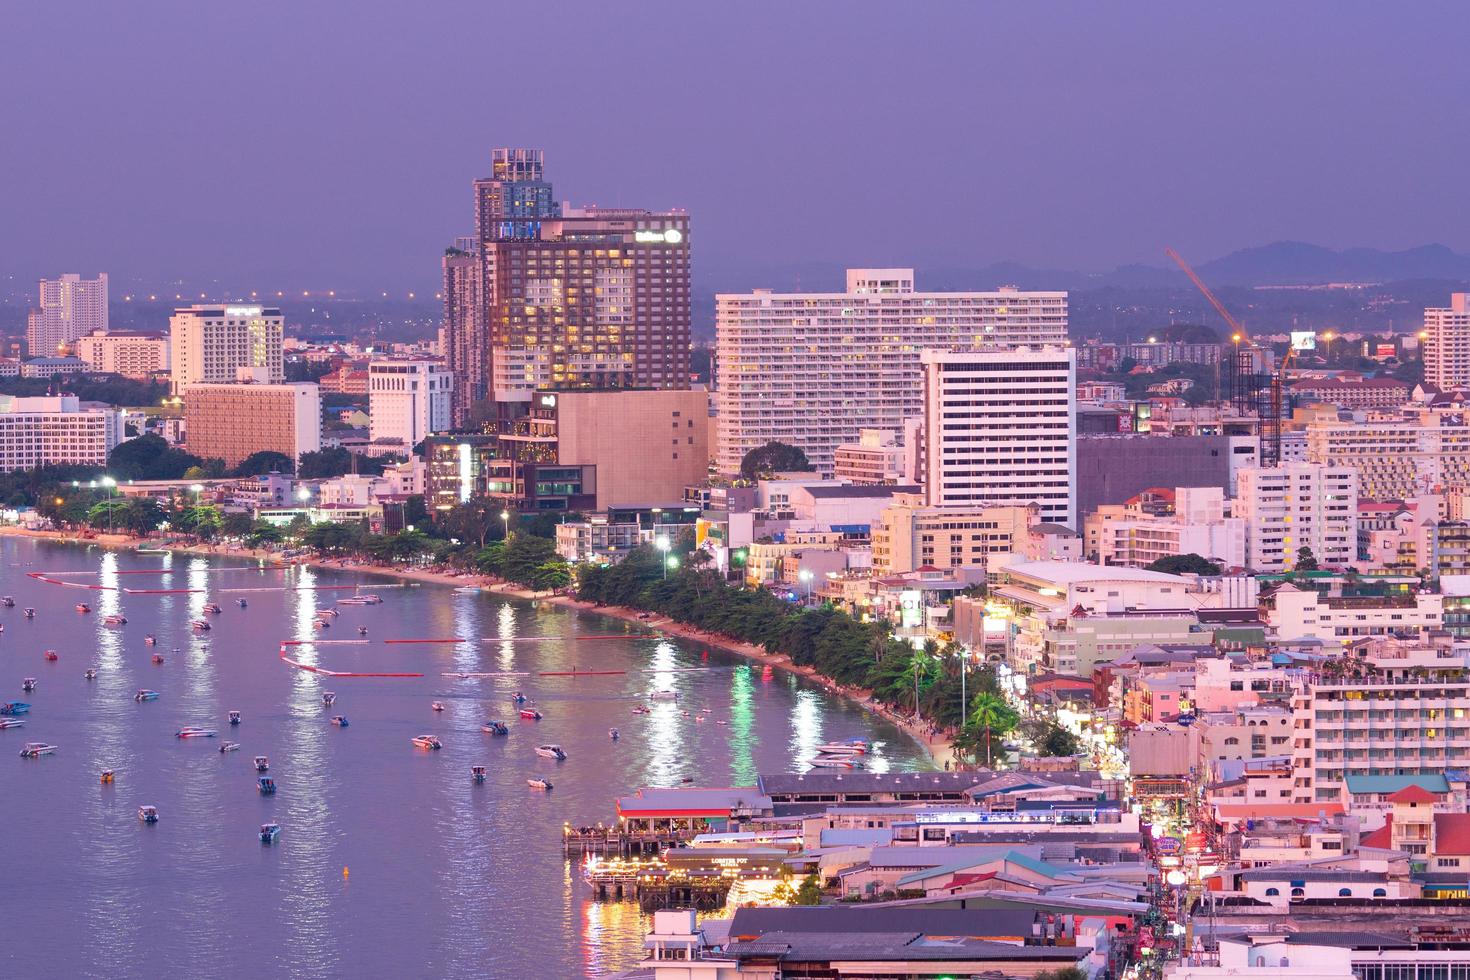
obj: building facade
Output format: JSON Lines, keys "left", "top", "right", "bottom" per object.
{"left": 922, "top": 347, "right": 1077, "bottom": 528}
{"left": 0, "top": 394, "right": 124, "bottom": 472}
{"left": 872, "top": 494, "right": 1037, "bottom": 575}
{"left": 367, "top": 359, "right": 452, "bottom": 450}
{"left": 169, "top": 304, "right": 284, "bottom": 392}
{"left": 1306, "top": 413, "right": 1470, "bottom": 502}
{"left": 1234, "top": 463, "right": 1357, "bottom": 572}
{"left": 715, "top": 271, "right": 1067, "bottom": 475}
{"left": 182, "top": 381, "right": 320, "bottom": 467}
{"left": 73, "top": 331, "right": 169, "bottom": 378}
{"left": 26, "top": 273, "right": 108, "bottom": 357}
{"left": 1423, "top": 293, "right": 1470, "bottom": 390}
{"left": 440, "top": 240, "right": 483, "bottom": 424}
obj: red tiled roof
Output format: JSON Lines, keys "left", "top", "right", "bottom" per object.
{"left": 1360, "top": 817, "right": 1392, "bottom": 850}
{"left": 1436, "top": 814, "right": 1470, "bottom": 856}
{"left": 1387, "top": 785, "right": 1438, "bottom": 804}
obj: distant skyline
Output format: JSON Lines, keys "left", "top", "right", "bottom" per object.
{"left": 4, "top": 1, "right": 1469, "bottom": 295}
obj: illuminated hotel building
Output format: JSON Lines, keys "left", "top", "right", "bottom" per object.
{"left": 181, "top": 380, "right": 320, "bottom": 467}
{"left": 1424, "top": 293, "right": 1470, "bottom": 390}
{"left": 445, "top": 148, "right": 692, "bottom": 414}
{"left": 26, "top": 273, "right": 108, "bottom": 357}
{"left": 168, "top": 304, "right": 284, "bottom": 392}
{"left": 715, "top": 271, "right": 1067, "bottom": 475}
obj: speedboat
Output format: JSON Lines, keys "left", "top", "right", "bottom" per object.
{"left": 330, "top": 716, "right": 349, "bottom": 727}
{"left": 535, "top": 744, "right": 567, "bottom": 761}
{"left": 431, "top": 701, "right": 446, "bottom": 712}
{"left": 228, "top": 710, "right": 241, "bottom": 726}
{"left": 357, "top": 626, "right": 368, "bottom": 636}
{"left": 631, "top": 705, "right": 651, "bottom": 715}
{"left": 2, "top": 701, "right": 30, "bottom": 716}
{"left": 808, "top": 756, "right": 863, "bottom": 769}
{"left": 511, "top": 692, "right": 528, "bottom": 704}
{"left": 100, "top": 769, "right": 114, "bottom": 783}
{"left": 322, "top": 692, "right": 336, "bottom": 706}
{"left": 19, "top": 742, "right": 57, "bottom": 758}
{"left": 84, "top": 668, "right": 98, "bottom": 680}
{"left": 75, "top": 603, "right": 91, "bottom": 614}
{"left": 138, "top": 805, "right": 159, "bottom": 823}
{"left": 236, "top": 598, "right": 248, "bottom": 608}
{"left": 312, "top": 619, "right": 330, "bottom": 631}
{"left": 260, "top": 822, "right": 281, "bottom": 843}
{"left": 219, "top": 741, "right": 240, "bottom": 753}
{"left": 526, "top": 777, "right": 552, "bottom": 790}
{"left": 454, "top": 586, "right": 480, "bottom": 595}
{"left": 609, "top": 728, "right": 620, "bottom": 740}
{"left": 134, "top": 689, "right": 160, "bottom": 701}
{"left": 518, "top": 707, "right": 543, "bottom": 721}
{"left": 203, "top": 603, "right": 222, "bottom": 615}
{"left": 151, "top": 653, "right": 164, "bottom": 665}
{"left": 175, "top": 727, "right": 217, "bottom": 738}
{"left": 650, "top": 690, "right": 679, "bottom": 701}
{"left": 254, "top": 756, "right": 270, "bottom": 772}
{"left": 43, "top": 650, "right": 58, "bottom": 661}
{"left": 144, "top": 634, "right": 156, "bottom": 645}
{"left": 22, "top": 678, "right": 37, "bottom": 692}
{"left": 190, "top": 619, "right": 211, "bottom": 632}
{"left": 339, "top": 594, "right": 382, "bottom": 605}
{"left": 411, "top": 735, "right": 442, "bottom": 750}
{"left": 815, "top": 743, "right": 866, "bottom": 756}
{"left": 481, "top": 721, "right": 509, "bottom": 736}
{"left": 0, "top": 596, "right": 12, "bottom": 607}
{"left": 23, "top": 608, "right": 34, "bottom": 619}
{"left": 316, "top": 609, "right": 339, "bottom": 619}
{"left": 0, "top": 718, "right": 25, "bottom": 729}
{"left": 258, "top": 776, "right": 276, "bottom": 795}
{"left": 471, "top": 765, "right": 487, "bottom": 782}
{"left": 102, "top": 614, "right": 127, "bottom": 626}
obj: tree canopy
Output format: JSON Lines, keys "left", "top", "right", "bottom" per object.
{"left": 298, "top": 447, "right": 385, "bottom": 479}
{"left": 740, "top": 441, "right": 814, "bottom": 480}
{"left": 107, "top": 434, "right": 214, "bottom": 481}
{"left": 1146, "top": 553, "right": 1221, "bottom": 576}
{"left": 234, "top": 451, "right": 295, "bottom": 476}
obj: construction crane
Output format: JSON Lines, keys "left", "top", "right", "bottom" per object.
{"left": 1164, "top": 247, "right": 1285, "bottom": 466}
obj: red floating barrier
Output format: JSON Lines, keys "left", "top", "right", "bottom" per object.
{"left": 537, "top": 670, "right": 627, "bottom": 676}
{"left": 383, "top": 638, "right": 464, "bottom": 645}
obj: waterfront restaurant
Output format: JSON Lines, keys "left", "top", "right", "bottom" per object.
{"left": 615, "top": 787, "right": 775, "bottom": 835}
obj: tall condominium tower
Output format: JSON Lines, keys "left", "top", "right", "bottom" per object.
{"left": 716, "top": 270, "right": 1068, "bottom": 475}
{"left": 26, "top": 273, "right": 108, "bottom": 357}
{"left": 168, "top": 304, "right": 284, "bottom": 392}
{"left": 922, "top": 347, "right": 1077, "bottom": 529}
{"left": 1424, "top": 293, "right": 1470, "bottom": 390}
{"left": 445, "top": 148, "right": 691, "bottom": 416}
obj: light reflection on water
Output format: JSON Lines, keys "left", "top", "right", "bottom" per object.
{"left": 1, "top": 537, "right": 933, "bottom": 978}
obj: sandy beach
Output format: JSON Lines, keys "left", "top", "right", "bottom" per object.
{"left": 1, "top": 524, "right": 958, "bottom": 768}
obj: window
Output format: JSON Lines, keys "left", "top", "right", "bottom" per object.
{"left": 1338, "top": 888, "right": 1353, "bottom": 897}
{"left": 1290, "top": 887, "right": 1304, "bottom": 898}
{"left": 1265, "top": 887, "right": 1279, "bottom": 897}
{"left": 1372, "top": 887, "right": 1386, "bottom": 897}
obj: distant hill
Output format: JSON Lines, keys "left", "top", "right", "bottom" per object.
{"left": 1193, "top": 241, "right": 1470, "bottom": 286}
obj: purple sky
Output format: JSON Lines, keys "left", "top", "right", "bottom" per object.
{"left": 4, "top": 1, "right": 1469, "bottom": 295}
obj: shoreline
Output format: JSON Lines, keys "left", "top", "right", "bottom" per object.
{"left": 1, "top": 525, "right": 957, "bottom": 768}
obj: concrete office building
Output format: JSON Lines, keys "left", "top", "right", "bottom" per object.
{"left": 1234, "top": 463, "right": 1357, "bottom": 572}
{"left": 182, "top": 380, "right": 320, "bottom": 467}
{"left": 74, "top": 331, "right": 169, "bottom": 378}
{"left": 1077, "top": 434, "right": 1259, "bottom": 520}
{"left": 169, "top": 304, "right": 284, "bottom": 392}
{"left": 26, "top": 273, "right": 108, "bottom": 357}
{"left": 440, "top": 239, "right": 483, "bottom": 424}
{"left": 921, "top": 347, "right": 1077, "bottom": 528}
{"left": 715, "top": 271, "right": 1067, "bottom": 475}
{"left": 461, "top": 148, "right": 690, "bottom": 408}
{"left": 1306, "top": 413, "right": 1470, "bottom": 502}
{"left": 1423, "top": 293, "right": 1470, "bottom": 390}
{"left": 367, "top": 359, "right": 453, "bottom": 450}
{"left": 832, "top": 425, "right": 920, "bottom": 485}
{"left": 0, "top": 394, "right": 125, "bottom": 472}
{"left": 872, "top": 493, "right": 1038, "bottom": 574}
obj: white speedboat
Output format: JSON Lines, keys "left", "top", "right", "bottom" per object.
{"left": 649, "top": 690, "right": 679, "bottom": 701}
{"left": 19, "top": 742, "right": 57, "bottom": 758}
{"left": 815, "top": 742, "right": 866, "bottom": 756}
{"left": 175, "top": 727, "right": 217, "bottom": 739}
{"left": 808, "top": 756, "right": 863, "bottom": 769}
{"left": 526, "top": 777, "right": 553, "bottom": 790}
{"left": 412, "top": 735, "right": 442, "bottom": 750}
{"left": 534, "top": 744, "right": 567, "bottom": 761}
{"left": 219, "top": 741, "right": 241, "bottom": 753}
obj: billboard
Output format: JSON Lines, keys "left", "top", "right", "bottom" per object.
{"left": 1290, "top": 331, "right": 1317, "bottom": 351}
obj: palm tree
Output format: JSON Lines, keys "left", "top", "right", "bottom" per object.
{"left": 966, "top": 692, "right": 1018, "bottom": 768}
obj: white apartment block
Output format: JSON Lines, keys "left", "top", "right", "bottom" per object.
{"left": 1234, "top": 463, "right": 1357, "bottom": 572}
{"left": 1290, "top": 639, "right": 1470, "bottom": 804}
{"left": 74, "top": 331, "right": 170, "bottom": 379}
{"left": 922, "top": 347, "right": 1076, "bottom": 528}
{"left": 169, "top": 304, "right": 284, "bottom": 392}
{"left": 1098, "top": 516, "right": 1247, "bottom": 570}
{"left": 0, "top": 394, "right": 124, "bottom": 472}
{"left": 1423, "top": 293, "right": 1470, "bottom": 390}
{"left": 1268, "top": 582, "right": 1443, "bottom": 644}
{"left": 715, "top": 270, "right": 1067, "bottom": 475}
{"left": 367, "top": 359, "right": 453, "bottom": 449}
{"left": 871, "top": 493, "right": 1038, "bottom": 574}
{"left": 1306, "top": 412, "right": 1470, "bottom": 501}
{"left": 832, "top": 426, "right": 917, "bottom": 485}
{"left": 26, "top": 273, "right": 108, "bottom": 357}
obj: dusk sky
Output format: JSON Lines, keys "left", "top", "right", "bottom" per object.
{"left": 5, "top": 1, "right": 1469, "bottom": 294}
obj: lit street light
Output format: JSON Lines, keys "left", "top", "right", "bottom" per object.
{"left": 798, "top": 568, "right": 813, "bottom": 601}
{"left": 501, "top": 509, "right": 511, "bottom": 540}
{"left": 656, "top": 535, "right": 671, "bottom": 579}
{"left": 100, "top": 475, "right": 117, "bottom": 533}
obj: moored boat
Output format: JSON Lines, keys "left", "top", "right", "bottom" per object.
{"left": 330, "top": 716, "right": 349, "bottom": 727}
{"left": 312, "top": 619, "right": 330, "bottom": 630}
{"left": 316, "top": 609, "right": 339, "bottom": 619}
{"left": 175, "top": 726, "right": 217, "bottom": 738}
{"left": 609, "top": 728, "right": 620, "bottom": 740}
{"left": 100, "top": 769, "right": 114, "bottom": 783}
{"left": 144, "top": 634, "right": 156, "bottom": 645}
{"left": 650, "top": 689, "right": 679, "bottom": 701}
{"left": 138, "top": 805, "right": 159, "bottom": 823}
{"left": 254, "top": 755, "right": 270, "bottom": 772}
{"left": 22, "top": 678, "right": 37, "bottom": 692}
{"left": 481, "top": 720, "right": 509, "bottom": 736}
{"left": 0, "top": 596, "right": 12, "bottom": 607}
{"left": 134, "top": 689, "right": 160, "bottom": 701}
{"left": 102, "top": 615, "right": 127, "bottom": 626}
{"left": 257, "top": 776, "right": 276, "bottom": 795}
{"left": 0, "top": 718, "right": 25, "bottom": 729}
{"left": 807, "top": 756, "right": 863, "bottom": 769}
{"left": 322, "top": 692, "right": 336, "bottom": 706}
{"left": 236, "top": 598, "right": 248, "bottom": 608}
{"left": 190, "top": 619, "right": 211, "bottom": 632}
{"left": 202, "top": 603, "right": 222, "bottom": 615}
{"left": 411, "top": 734, "right": 442, "bottom": 750}
{"left": 75, "top": 603, "right": 90, "bottom": 614}
{"left": 518, "top": 707, "right": 543, "bottom": 721}
{"left": 151, "top": 653, "right": 164, "bottom": 665}
{"left": 228, "top": 710, "right": 241, "bottom": 726}
{"left": 526, "top": 776, "right": 553, "bottom": 790}
{"left": 43, "top": 650, "right": 58, "bottom": 661}
{"left": 534, "top": 743, "right": 567, "bottom": 761}
{"left": 431, "top": 701, "right": 446, "bottom": 712}
{"left": 260, "top": 822, "right": 281, "bottom": 843}
{"left": 2, "top": 701, "right": 31, "bottom": 715}
{"left": 631, "top": 705, "right": 651, "bottom": 715}
{"left": 471, "top": 765, "right": 487, "bottom": 782}
{"left": 510, "top": 692, "right": 527, "bottom": 704}
{"left": 19, "top": 742, "right": 57, "bottom": 758}
{"left": 84, "top": 668, "right": 98, "bottom": 680}
{"left": 219, "top": 741, "right": 240, "bottom": 753}
{"left": 814, "top": 743, "right": 866, "bottom": 756}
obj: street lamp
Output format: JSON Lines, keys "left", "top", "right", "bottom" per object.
{"left": 798, "top": 568, "right": 813, "bottom": 600}
{"left": 656, "top": 534, "right": 671, "bottom": 579}
{"left": 100, "top": 476, "right": 117, "bottom": 533}
{"left": 501, "top": 509, "right": 511, "bottom": 540}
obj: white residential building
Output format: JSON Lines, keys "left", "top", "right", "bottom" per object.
{"left": 367, "top": 359, "right": 453, "bottom": 449}
{"left": 922, "top": 347, "right": 1076, "bottom": 528}
{"left": 74, "top": 331, "right": 170, "bottom": 378}
{"left": 1097, "top": 486, "right": 1247, "bottom": 569}
{"left": 715, "top": 271, "right": 1067, "bottom": 474}
{"left": 0, "top": 394, "right": 125, "bottom": 472}
{"left": 832, "top": 427, "right": 916, "bottom": 485}
{"left": 1234, "top": 463, "right": 1357, "bottom": 572}
{"left": 1268, "top": 582, "right": 1443, "bottom": 644}
{"left": 26, "top": 273, "right": 108, "bottom": 357}
{"left": 169, "top": 304, "right": 284, "bottom": 392}
{"left": 1423, "top": 292, "right": 1470, "bottom": 390}
{"left": 1306, "top": 411, "right": 1470, "bottom": 501}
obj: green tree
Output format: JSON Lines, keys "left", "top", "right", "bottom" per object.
{"left": 107, "top": 434, "right": 206, "bottom": 481}
{"left": 246, "top": 521, "right": 284, "bottom": 547}
{"left": 220, "top": 512, "right": 255, "bottom": 538}
{"left": 794, "top": 872, "right": 822, "bottom": 905}
{"left": 1038, "top": 724, "right": 1081, "bottom": 757}
{"left": 172, "top": 505, "right": 222, "bottom": 540}
{"left": 297, "top": 447, "right": 384, "bottom": 479}
{"left": 531, "top": 560, "right": 572, "bottom": 593}
{"left": 234, "top": 451, "right": 295, "bottom": 476}
{"left": 959, "top": 692, "right": 1020, "bottom": 768}
{"left": 286, "top": 513, "right": 312, "bottom": 540}
{"left": 1033, "top": 969, "right": 1087, "bottom": 980}
{"left": 739, "top": 441, "right": 814, "bottom": 480}
{"left": 1294, "top": 546, "right": 1319, "bottom": 572}
{"left": 1146, "top": 553, "right": 1221, "bottom": 576}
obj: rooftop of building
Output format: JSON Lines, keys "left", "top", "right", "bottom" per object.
{"left": 803, "top": 484, "right": 919, "bottom": 499}
{"left": 1001, "top": 560, "right": 1190, "bottom": 586}
{"left": 614, "top": 787, "right": 773, "bottom": 817}
{"left": 722, "top": 932, "right": 1087, "bottom": 963}
{"left": 1341, "top": 773, "right": 1452, "bottom": 795}
{"left": 726, "top": 905, "right": 1039, "bottom": 940}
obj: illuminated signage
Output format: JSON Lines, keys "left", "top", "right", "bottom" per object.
{"left": 539, "top": 394, "right": 557, "bottom": 407}
{"left": 225, "top": 305, "right": 264, "bottom": 318}
{"left": 456, "top": 442, "right": 473, "bottom": 503}
{"left": 1290, "top": 330, "right": 1317, "bottom": 351}
{"left": 634, "top": 228, "right": 683, "bottom": 244}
